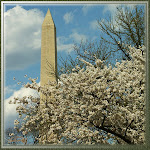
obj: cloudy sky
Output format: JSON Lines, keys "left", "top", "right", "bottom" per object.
{"left": 3, "top": 3, "right": 124, "bottom": 98}
{"left": 2, "top": 2, "right": 145, "bottom": 135}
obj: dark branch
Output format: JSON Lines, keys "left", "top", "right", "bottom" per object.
{"left": 90, "top": 121, "right": 134, "bottom": 144}
{"left": 124, "top": 119, "right": 134, "bottom": 136}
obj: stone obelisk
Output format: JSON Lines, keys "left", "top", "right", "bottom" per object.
{"left": 40, "top": 9, "right": 57, "bottom": 103}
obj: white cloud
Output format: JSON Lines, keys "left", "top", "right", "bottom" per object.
{"left": 57, "top": 31, "right": 87, "bottom": 53}
{"left": 63, "top": 12, "right": 74, "bottom": 24}
{"left": 57, "top": 44, "right": 74, "bottom": 53}
{"left": 91, "top": 36, "right": 98, "bottom": 41}
{"left": 57, "top": 36, "right": 74, "bottom": 53}
{"left": 4, "top": 86, "right": 39, "bottom": 130}
{"left": 82, "top": 4, "right": 93, "bottom": 15}
{"left": 90, "top": 20, "right": 98, "bottom": 30}
{"left": 4, "top": 5, "right": 44, "bottom": 70}
{"left": 103, "top": 4, "right": 120, "bottom": 16}
{"left": 102, "top": 4, "right": 137, "bottom": 31}
{"left": 4, "top": 85, "right": 16, "bottom": 95}
{"left": 4, "top": 99, "right": 19, "bottom": 130}
{"left": 103, "top": 4, "right": 137, "bottom": 18}
{"left": 69, "top": 32, "right": 87, "bottom": 43}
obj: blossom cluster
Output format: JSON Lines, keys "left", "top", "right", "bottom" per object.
{"left": 9, "top": 45, "right": 146, "bottom": 145}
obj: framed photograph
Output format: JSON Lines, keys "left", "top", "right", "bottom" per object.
{"left": 1, "top": 1, "right": 149, "bottom": 149}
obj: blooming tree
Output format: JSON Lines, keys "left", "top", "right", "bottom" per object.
{"left": 9, "top": 45, "right": 146, "bottom": 145}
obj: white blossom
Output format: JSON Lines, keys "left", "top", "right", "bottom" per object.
{"left": 9, "top": 45, "right": 146, "bottom": 145}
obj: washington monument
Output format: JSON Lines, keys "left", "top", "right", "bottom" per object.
{"left": 40, "top": 9, "right": 57, "bottom": 101}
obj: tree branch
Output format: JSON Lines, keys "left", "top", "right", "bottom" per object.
{"left": 90, "top": 121, "right": 134, "bottom": 144}
{"left": 124, "top": 119, "right": 134, "bottom": 136}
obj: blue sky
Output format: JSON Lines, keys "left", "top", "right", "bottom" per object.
{"left": 4, "top": 3, "right": 115, "bottom": 100}
{"left": 3, "top": 3, "right": 111, "bottom": 132}
{"left": 3, "top": 2, "right": 146, "bottom": 138}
